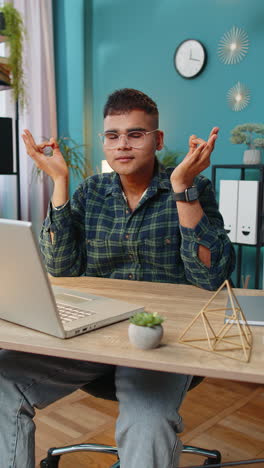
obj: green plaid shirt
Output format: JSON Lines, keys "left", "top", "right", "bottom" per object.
{"left": 40, "top": 160, "right": 235, "bottom": 291}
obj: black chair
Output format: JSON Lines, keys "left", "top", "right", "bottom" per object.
{"left": 40, "top": 374, "right": 221, "bottom": 468}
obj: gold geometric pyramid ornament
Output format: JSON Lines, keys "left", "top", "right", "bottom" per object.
{"left": 179, "top": 280, "right": 253, "bottom": 362}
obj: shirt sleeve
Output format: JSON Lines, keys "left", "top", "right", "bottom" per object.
{"left": 39, "top": 183, "right": 86, "bottom": 277}
{"left": 179, "top": 177, "right": 236, "bottom": 291}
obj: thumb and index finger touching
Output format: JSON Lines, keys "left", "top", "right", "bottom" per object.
{"left": 22, "top": 130, "right": 60, "bottom": 163}
{"left": 188, "top": 127, "right": 219, "bottom": 153}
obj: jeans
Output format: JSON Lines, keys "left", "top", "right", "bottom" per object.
{"left": 0, "top": 350, "right": 192, "bottom": 468}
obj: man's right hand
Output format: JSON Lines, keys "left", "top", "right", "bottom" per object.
{"left": 22, "top": 129, "right": 69, "bottom": 182}
{"left": 22, "top": 130, "right": 69, "bottom": 209}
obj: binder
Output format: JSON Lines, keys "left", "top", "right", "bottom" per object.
{"left": 219, "top": 179, "right": 239, "bottom": 242}
{"left": 236, "top": 180, "right": 259, "bottom": 245}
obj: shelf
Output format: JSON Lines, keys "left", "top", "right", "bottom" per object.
{"left": 213, "top": 164, "right": 264, "bottom": 169}
{"left": 211, "top": 164, "right": 264, "bottom": 289}
{"left": 0, "top": 172, "right": 18, "bottom": 176}
{"left": 0, "top": 103, "right": 20, "bottom": 219}
{"left": 0, "top": 84, "right": 11, "bottom": 91}
{"left": 232, "top": 242, "right": 264, "bottom": 247}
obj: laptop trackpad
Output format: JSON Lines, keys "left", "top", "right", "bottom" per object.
{"left": 55, "top": 293, "right": 94, "bottom": 305}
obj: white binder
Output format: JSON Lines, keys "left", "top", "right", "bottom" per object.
{"left": 236, "top": 180, "right": 259, "bottom": 245}
{"left": 219, "top": 180, "right": 239, "bottom": 243}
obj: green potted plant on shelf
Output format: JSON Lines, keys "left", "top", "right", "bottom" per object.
{"left": 230, "top": 123, "right": 264, "bottom": 164}
{"left": 128, "top": 312, "right": 165, "bottom": 350}
{"left": 0, "top": 3, "right": 26, "bottom": 107}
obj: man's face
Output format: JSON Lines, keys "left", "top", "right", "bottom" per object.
{"left": 102, "top": 109, "right": 164, "bottom": 177}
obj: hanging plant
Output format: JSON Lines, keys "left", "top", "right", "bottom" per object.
{"left": 0, "top": 3, "right": 26, "bottom": 108}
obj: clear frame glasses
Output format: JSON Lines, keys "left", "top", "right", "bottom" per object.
{"left": 98, "top": 129, "right": 159, "bottom": 149}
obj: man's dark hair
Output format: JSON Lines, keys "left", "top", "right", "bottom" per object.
{"left": 103, "top": 88, "right": 159, "bottom": 119}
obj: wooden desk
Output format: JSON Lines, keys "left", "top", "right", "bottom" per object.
{"left": 0, "top": 277, "right": 263, "bottom": 384}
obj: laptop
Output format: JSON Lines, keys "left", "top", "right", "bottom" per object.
{"left": 0, "top": 218, "right": 144, "bottom": 338}
{"left": 225, "top": 296, "right": 264, "bottom": 326}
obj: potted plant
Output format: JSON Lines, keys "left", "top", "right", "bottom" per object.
{"left": 158, "top": 145, "right": 182, "bottom": 167}
{"left": 33, "top": 136, "right": 91, "bottom": 181}
{"left": 128, "top": 312, "right": 165, "bottom": 350}
{"left": 230, "top": 123, "right": 264, "bottom": 164}
{"left": 0, "top": 3, "right": 26, "bottom": 107}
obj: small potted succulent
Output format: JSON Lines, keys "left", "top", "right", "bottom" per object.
{"left": 230, "top": 123, "right": 264, "bottom": 164}
{"left": 128, "top": 312, "right": 165, "bottom": 350}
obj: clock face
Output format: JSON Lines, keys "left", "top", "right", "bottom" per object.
{"left": 174, "top": 39, "right": 207, "bottom": 79}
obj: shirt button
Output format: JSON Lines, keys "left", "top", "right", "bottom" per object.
{"left": 165, "top": 238, "right": 171, "bottom": 244}
{"left": 197, "top": 237, "right": 201, "bottom": 241}
{"left": 125, "top": 233, "right": 130, "bottom": 239}
{"left": 128, "top": 273, "right": 133, "bottom": 279}
{"left": 125, "top": 209, "right": 129, "bottom": 214}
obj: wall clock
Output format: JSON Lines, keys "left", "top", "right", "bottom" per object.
{"left": 174, "top": 39, "right": 207, "bottom": 79}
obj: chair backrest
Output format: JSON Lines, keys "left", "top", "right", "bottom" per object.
{"left": 81, "top": 373, "right": 203, "bottom": 401}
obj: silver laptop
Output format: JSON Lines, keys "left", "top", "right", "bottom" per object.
{"left": 0, "top": 218, "right": 144, "bottom": 338}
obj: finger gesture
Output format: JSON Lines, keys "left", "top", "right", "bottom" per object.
{"left": 170, "top": 127, "right": 219, "bottom": 192}
{"left": 22, "top": 130, "right": 69, "bottom": 182}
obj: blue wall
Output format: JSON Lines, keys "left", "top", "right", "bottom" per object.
{"left": 53, "top": 0, "right": 86, "bottom": 195}
{"left": 54, "top": 0, "right": 264, "bottom": 288}
{"left": 92, "top": 0, "right": 264, "bottom": 172}
{"left": 90, "top": 0, "right": 264, "bottom": 288}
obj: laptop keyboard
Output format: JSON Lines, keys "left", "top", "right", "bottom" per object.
{"left": 57, "top": 303, "right": 95, "bottom": 324}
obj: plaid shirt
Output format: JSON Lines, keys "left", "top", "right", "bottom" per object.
{"left": 40, "top": 160, "right": 235, "bottom": 291}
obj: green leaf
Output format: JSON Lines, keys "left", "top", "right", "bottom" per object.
{"left": 230, "top": 123, "right": 264, "bottom": 149}
{"left": 158, "top": 145, "right": 183, "bottom": 168}
{"left": 130, "top": 312, "right": 165, "bottom": 327}
{"left": 0, "top": 3, "right": 26, "bottom": 108}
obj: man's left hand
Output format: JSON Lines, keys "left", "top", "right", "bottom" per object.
{"left": 170, "top": 127, "right": 219, "bottom": 193}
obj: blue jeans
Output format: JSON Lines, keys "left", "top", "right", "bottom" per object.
{"left": 0, "top": 350, "right": 192, "bottom": 468}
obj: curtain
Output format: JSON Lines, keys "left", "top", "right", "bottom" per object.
{"left": 13, "top": 0, "right": 57, "bottom": 233}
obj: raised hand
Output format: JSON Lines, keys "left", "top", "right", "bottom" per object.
{"left": 22, "top": 130, "right": 69, "bottom": 182}
{"left": 170, "top": 127, "right": 219, "bottom": 192}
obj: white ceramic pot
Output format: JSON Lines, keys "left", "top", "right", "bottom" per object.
{"left": 128, "top": 323, "right": 163, "bottom": 350}
{"left": 243, "top": 149, "right": 261, "bottom": 164}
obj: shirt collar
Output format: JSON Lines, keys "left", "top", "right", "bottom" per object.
{"left": 105, "top": 158, "right": 171, "bottom": 198}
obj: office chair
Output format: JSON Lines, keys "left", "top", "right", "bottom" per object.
{"left": 40, "top": 373, "right": 222, "bottom": 467}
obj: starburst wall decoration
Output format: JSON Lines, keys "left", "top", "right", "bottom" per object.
{"left": 227, "top": 82, "right": 250, "bottom": 112}
{"left": 218, "top": 26, "right": 249, "bottom": 65}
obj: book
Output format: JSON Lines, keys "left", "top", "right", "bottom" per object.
{"left": 0, "top": 56, "right": 10, "bottom": 65}
{"left": 0, "top": 71, "right": 11, "bottom": 85}
{"left": 226, "top": 295, "right": 264, "bottom": 326}
{"left": 0, "top": 63, "right": 11, "bottom": 86}
{"left": 0, "top": 62, "right": 11, "bottom": 76}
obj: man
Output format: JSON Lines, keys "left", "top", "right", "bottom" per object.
{"left": 0, "top": 89, "right": 235, "bottom": 468}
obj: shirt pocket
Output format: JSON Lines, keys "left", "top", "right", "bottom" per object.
{"left": 139, "top": 235, "right": 181, "bottom": 270}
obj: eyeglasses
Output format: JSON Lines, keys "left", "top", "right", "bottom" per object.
{"left": 98, "top": 129, "right": 159, "bottom": 149}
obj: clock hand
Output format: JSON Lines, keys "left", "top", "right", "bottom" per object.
{"left": 189, "top": 48, "right": 192, "bottom": 59}
{"left": 190, "top": 57, "right": 200, "bottom": 61}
